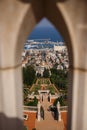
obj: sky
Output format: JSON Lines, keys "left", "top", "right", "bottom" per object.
{"left": 36, "top": 18, "right": 53, "bottom": 28}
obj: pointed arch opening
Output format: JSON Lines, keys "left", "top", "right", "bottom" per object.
{"left": 16, "top": 2, "right": 74, "bottom": 130}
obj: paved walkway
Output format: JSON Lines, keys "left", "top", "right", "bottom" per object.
{"left": 35, "top": 94, "right": 64, "bottom": 130}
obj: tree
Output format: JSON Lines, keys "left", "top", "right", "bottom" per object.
{"left": 50, "top": 68, "right": 68, "bottom": 91}
{"left": 43, "top": 68, "right": 49, "bottom": 78}
{"left": 53, "top": 63, "right": 58, "bottom": 69}
{"left": 22, "top": 65, "right": 36, "bottom": 86}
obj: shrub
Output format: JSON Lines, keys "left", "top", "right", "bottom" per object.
{"left": 32, "top": 128, "right": 36, "bottom": 130}
{"left": 53, "top": 96, "right": 65, "bottom": 106}
{"left": 24, "top": 126, "right": 28, "bottom": 130}
{"left": 26, "top": 96, "right": 38, "bottom": 106}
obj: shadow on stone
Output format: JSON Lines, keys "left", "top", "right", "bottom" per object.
{"left": 0, "top": 113, "right": 23, "bottom": 130}
{"left": 18, "top": 0, "right": 31, "bottom": 3}
{"left": 55, "top": 0, "right": 67, "bottom": 2}
{"left": 19, "top": 0, "right": 67, "bottom": 3}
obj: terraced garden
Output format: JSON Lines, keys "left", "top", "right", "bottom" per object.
{"left": 30, "top": 78, "right": 58, "bottom": 95}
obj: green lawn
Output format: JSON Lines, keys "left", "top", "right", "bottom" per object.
{"left": 31, "top": 85, "right": 41, "bottom": 94}
{"left": 46, "top": 85, "right": 55, "bottom": 94}
{"left": 37, "top": 78, "right": 50, "bottom": 85}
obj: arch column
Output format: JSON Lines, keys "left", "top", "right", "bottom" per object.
{"left": 72, "top": 69, "right": 87, "bottom": 130}
{"left": 0, "top": 65, "right": 23, "bottom": 130}
{"left": 72, "top": 25, "right": 87, "bottom": 130}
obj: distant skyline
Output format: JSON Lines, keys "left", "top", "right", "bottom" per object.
{"left": 28, "top": 18, "right": 64, "bottom": 42}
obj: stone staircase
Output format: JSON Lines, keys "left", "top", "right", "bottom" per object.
{"left": 35, "top": 94, "right": 64, "bottom": 130}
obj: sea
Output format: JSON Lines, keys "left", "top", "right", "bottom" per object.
{"left": 28, "top": 27, "right": 64, "bottom": 42}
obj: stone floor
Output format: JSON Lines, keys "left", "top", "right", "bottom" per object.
{"left": 35, "top": 94, "right": 64, "bottom": 130}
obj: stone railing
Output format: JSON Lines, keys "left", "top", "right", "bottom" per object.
{"left": 60, "top": 106, "right": 68, "bottom": 111}
{"left": 50, "top": 94, "right": 59, "bottom": 98}
{"left": 23, "top": 106, "right": 38, "bottom": 111}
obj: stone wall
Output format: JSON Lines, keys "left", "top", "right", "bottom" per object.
{"left": 24, "top": 111, "right": 37, "bottom": 130}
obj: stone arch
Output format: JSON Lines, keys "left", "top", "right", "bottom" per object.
{"left": 16, "top": 1, "right": 74, "bottom": 130}
{"left": 0, "top": 1, "right": 87, "bottom": 130}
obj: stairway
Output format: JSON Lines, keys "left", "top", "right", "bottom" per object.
{"left": 35, "top": 94, "right": 64, "bottom": 130}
